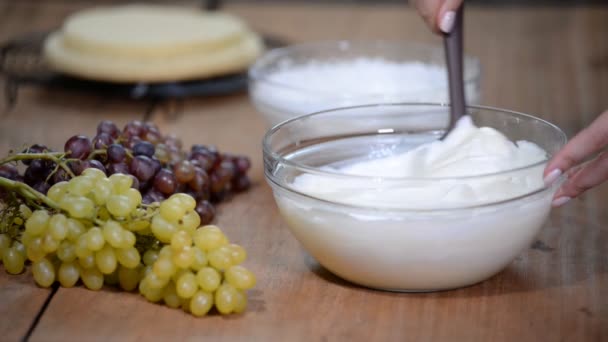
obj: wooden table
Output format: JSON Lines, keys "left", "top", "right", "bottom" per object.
{"left": 1, "top": 1, "right": 607, "bottom": 341}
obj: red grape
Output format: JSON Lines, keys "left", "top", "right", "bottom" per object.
{"left": 153, "top": 169, "right": 177, "bottom": 195}
{"left": 107, "top": 144, "right": 126, "bottom": 163}
{"left": 195, "top": 200, "right": 215, "bottom": 225}
{"left": 173, "top": 160, "right": 195, "bottom": 183}
{"left": 132, "top": 141, "right": 155, "bottom": 157}
{"left": 130, "top": 155, "right": 155, "bottom": 182}
{"left": 64, "top": 135, "right": 92, "bottom": 160}
{"left": 97, "top": 120, "right": 120, "bottom": 138}
{"left": 92, "top": 133, "right": 114, "bottom": 150}
{"left": 107, "top": 162, "right": 129, "bottom": 175}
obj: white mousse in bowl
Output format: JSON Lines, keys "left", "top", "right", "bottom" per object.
{"left": 263, "top": 103, "right": 566, "bottom": 291}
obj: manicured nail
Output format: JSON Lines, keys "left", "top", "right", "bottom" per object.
{"left": 543, "top": 169, "right": 562, "bottom": 186}
{"left": 552, "top": 196, "right": 571, "bottom": 207}
{"left": 439, "top": 11, "right": 456, "bottom": 33}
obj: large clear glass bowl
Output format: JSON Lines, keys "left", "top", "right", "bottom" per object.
{"left": 249, "top": 40, "right": 481, "bottom": 126}
{"left": 263, "top": 103, "right": 566, "bottom": 292}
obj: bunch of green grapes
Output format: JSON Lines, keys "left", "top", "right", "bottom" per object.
{"left": 0, "top": 169, "right": 255, "bottom": 317}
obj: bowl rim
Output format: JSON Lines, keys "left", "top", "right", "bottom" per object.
{"left": 263, "top": 103, "right": 567, "bottom": 212}
{"left": 248, "top": 40, "right": 481, "bottom": 97}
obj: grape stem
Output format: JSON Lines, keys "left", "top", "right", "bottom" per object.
{"left": 0, "top": 176, "right": 60, "bottom": 209}
{"left": 0, "top": 153, "right": 76, "bottom": 178}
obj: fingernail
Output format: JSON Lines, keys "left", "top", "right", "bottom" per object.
{"left": 552, "top": 196, "right": 571, "bottom": 207}
{"left": 439, "top": 11, "right": 456, "bottom": 33}
{"left": 543, "top": 169, "right": 562, "bottom": 186}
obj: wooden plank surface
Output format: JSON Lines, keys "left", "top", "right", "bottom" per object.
{"left": 0, "top": 1, "right": 607, "bottom": 341}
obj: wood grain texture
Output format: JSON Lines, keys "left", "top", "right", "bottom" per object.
{"left": 0, "top": 1, "right": 606, "bottom": 341}
{"left": 0, "top": 268, "right": 53, "bottom": 342}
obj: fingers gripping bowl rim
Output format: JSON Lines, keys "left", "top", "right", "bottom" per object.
{"left": 263, "top": 103, "right": 567, "bottom": 291}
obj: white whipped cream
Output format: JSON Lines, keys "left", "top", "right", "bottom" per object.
{"left": 290, "top": 116, "right": 548, "bottom": 209}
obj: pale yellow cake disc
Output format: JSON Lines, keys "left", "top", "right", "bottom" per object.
{"left": 61, "top": 5, "right": 250, "bottom": 59}
{"left": 42, "top": 4, "right": 264, "bottom": 83}
{"left": 44, "top": 31, "right": 263, "bottom": 83}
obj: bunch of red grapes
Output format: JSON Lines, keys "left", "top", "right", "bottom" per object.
{"left": 0, "top": 120, "right": 251, "bottom": 224}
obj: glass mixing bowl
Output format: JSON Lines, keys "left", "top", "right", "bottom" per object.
{"left": 249, "top": 40, "right": 481, "bottom": 126}
{"left": 263, "top": 103, "right": 566, "bottom": 292}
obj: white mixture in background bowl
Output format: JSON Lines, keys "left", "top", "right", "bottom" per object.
{"left": 263, "top": 103, "right": 566, "bottom": 292}
{"left": 249, "top": 41, "right": 481, "bottom": 126}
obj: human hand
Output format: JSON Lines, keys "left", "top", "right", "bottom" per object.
{"left": 410, "top": 0, "right": 464, "bottom": 34}
{"left": 543, "top": 110, "right": 608, "bottom": 207}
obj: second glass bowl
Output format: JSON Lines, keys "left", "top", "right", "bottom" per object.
{"left": 249, "top": 40, "right": 481, "bottom": 126}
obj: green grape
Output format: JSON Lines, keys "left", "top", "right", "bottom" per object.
{"left": 25, "top": 210, "right": 50, "bottom": 236}
{"left": 3, "top": 247, "right": 25, "bottom": 274}
{"left": 208, "top": 247, "right": 233, "bottom": 271}
{"left": 78, "top": 254, "right": 96, "bottom": 269}
{"left": 178, "top": 210, "right": 200, "bottom": 234}
{"left": 0, "top": 234, "right": 11, "bottom": 257}
{"left": 142, "top": 250, "right": 159, "bottom": 266}
{"left": 58, "top": 262, "right": 80, "bottom": 287}
{"left": 233, "top": 289, "right": 247, "bottom": 314}
{"left": 103, "top": 221, "right": 124, "bottom": 248}
{"left": 121, "top": 230, "right": 136, "bottom": 248}
{"left": 124, "top": 188, "right": 142, "bottom": 208}
{"left": 118, "top": 265, "right": 141, "bottom": 291}
{"left": 190, "top": 248, "right": 208, "bottom": 271}
{"left": 81, "top": 168, "right": 105, "bottom": 180}
{"left": 47, "top": 182, "right": 68, "bottom": 203}
{"left": 42, "top": 233, "right": 59, "bottom": 254}
{"left": 32, "top": 258, "right": 55, "bottom": 288}
{"left": 141, "top": 265, "right": 153, "bottom": 278}
{"left": 67, "top": 176, "right": 94, "bottom": 196}
{"left": 75, "top": 235, "right": 92, "bottom": 259}
{"left": 95, "top": 245, "right": 117, "bottom": 274}
{"left": 13, "top": 242, "right": 26, "bottom": 259}
{"left": 61, "top": 196, "right": 95, "bottom": 219}
{"left": 175, "top": 271, "right": 198, "bottom": 299}
{"left": 226, "top": 243, "right": 247, "bottom": 265}
{"left": 144, "top": 271, "right": 169, "bottom": 289}
{"left": 225, "top": 265, "right": 256, "bottom": 290}
{"left": 81, "top": 267, "right": 104, "bottom": 290}
{"left": 91, "top": 178, "right": 113, "bottom": 206}
{"left": 66, "top": 219, "right": 86, "bottom": 242}
{"left": 57, "top": 241, "right": 77, "bottom": 262}
{"left": 104, "top": 270, "right": 120, "bottom": 285}
{"left": 171, "top": 231, "right": 192, "bottom": 250}
{"left": 153, "top": 256, "right": 177, "bottom": 279}
{"left": 172, "top": 246, "right": 194, "bottom": 269}
{"left": 97, "top": 206, "right": 111, "bottom": 221}
{"left": 193, "top": 227, "right": 227, "bottom": 252}
{"left": 48, "top": 214, "right": 68, "bottom": 241}
{"left": 196, "top": 267, "right": 221, "bottom": 292}
{"left": 151, "top": 215, "right": 177, "bottom": 243}
{"left": 85, "top": 227, "right": 105, "bottom": 251}
{"left": 109, "top": 174, "right": 133, "bottom": 194}
{"left": 126, "top": 220, "right": 149, "bottom": 232}
{"left": 159, "top": 199, "right": 186, "bottom": 222}
{"left": 19, "top": 204, "right": 33, "bottom": 219}
{"left": 158, "top": 245, "right": 173, "bottom": 259}
{"left": 116, "top": 247, "right": 141, "bottom": 268}
{"left": 139, "top": 279, "right": 164, "bottom": 303}
{"left": 26, "top": 237, "right": 46, "bottom": 262}
{"left": 170, "top": 193, "right": 196, "bottom": 211}
{"left": 214, "top": 283, "right": 237, "bottom": 315}
{"left": 171, "top": 269, "right": 188, "bottom": 283}
{"left": 163, "top": 283, "right": 181, "bottom": 308}
{"left": 189, "top": 290, "right": 213, "bottom": 317}
{"left": 106, "top": 195, "right": 133, "bottom": 218}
